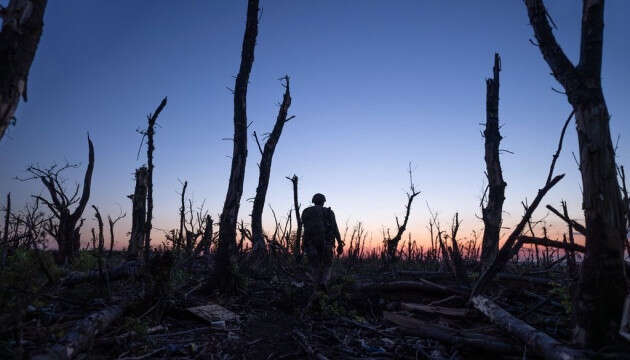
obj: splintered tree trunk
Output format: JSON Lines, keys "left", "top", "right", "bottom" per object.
{"left": 288, "top": 175, "right": 303, "bottom": 260}
{"left": 128, "top": 166, "right": 147, "bottom": 257}
{"left": 216, "top": 0, "right": 259, "bottom": 286}
{"left": 480, "top": 53, "right": 506, "bottom": 269}
{"left": 251, "top": 77, "right": 293, "bottom": 256}
{"left": 1, "top": 193, "right": 10, "bottom": 269}
{"left": 525, "top": 0, "right": 627, "bottom": 346}
{"left": 143, "top": 97, "right": 167, "bottom": 263}
{"left": 0, "top": 0, "right": 48, "bottom": 141}
{"left": 178, "top": 180, "right": 188, "bottom": 251}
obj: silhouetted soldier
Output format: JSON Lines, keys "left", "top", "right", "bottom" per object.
{"left": 301, "top": 193, "right": 343, "bottom": 289}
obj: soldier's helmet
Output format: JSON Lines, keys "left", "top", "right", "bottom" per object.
{"left": 312, "top": 193, "right": 326, "bottom": 205}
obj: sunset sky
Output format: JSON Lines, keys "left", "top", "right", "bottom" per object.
{"left": 1, "top": 1, "right": 628, "bottom": 250}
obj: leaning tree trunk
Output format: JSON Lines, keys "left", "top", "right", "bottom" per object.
{"left": 480, "top": 53, "right": 506, "bottom": 269}
{"left": 251, "top": 76, "right": 293, "bottom": 257}
{"left": 0, "top": 0, "right": 48, "bottom": 141}
{"left": 215, "top": 0, "right": 259, "bottom": 287}
{"left": 128, "top": 166, "right": 147, "bottom": 258}
{"left": 525, "top": 0, "right": 627, "bottom": 347}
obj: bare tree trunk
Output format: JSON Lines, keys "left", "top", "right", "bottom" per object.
{"left": 386, "top": 165, "right": 420, "bottom": 262}
{"left": 178, "top": 180, "right": 188, "bottom": 252}
{"left": 0, "top": 0, "right": 48, "bottom": 141}
{"left": 1, "top": 193, "right": 10, "bottom": 269}
{"left": 287, "top": 175, "right": 303, "bottom": 261}
{"left": 34, "top": 136, "right": 94, "bottom": 264}
{"left": 448, "top": 213, "right": 469, "bottom": 285}
{"left": 524, "top": 0, "right": 627, "bottom": 346}
{"left": 128, "top": 166, "right": 147, "bottom": 258}
{"left": 194, "top": 215, "right": 213, "bottom": 256}
{"left": 480, "top": 53, "right": 506, "bottom": 270}
{"left": 251, "top": 76, "right": 293, "bottom": 256}
{"left": 107, "top": 212, "right": 124, "bottom": 258}
{"left": 215, "top": 0, "right": 259, "bottom": 287}
{"left": 143, "top": 97, "right": 167, "bottom": 263}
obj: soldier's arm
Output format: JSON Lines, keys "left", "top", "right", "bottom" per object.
{"left": 330, "top": 210, "right": 343, "bottom": 246}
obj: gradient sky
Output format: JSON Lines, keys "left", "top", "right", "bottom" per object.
{"left": 1, "top": 1, "right": 629, "bottom": 250}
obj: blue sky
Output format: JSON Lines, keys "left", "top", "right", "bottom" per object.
{"left": 1, "top": 1, "right": 628, "bottom": 249}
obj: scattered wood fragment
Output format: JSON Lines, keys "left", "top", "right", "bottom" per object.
{"left": 471, "top": 295, "right": 586, "bottom": 360}
{"left": 187, "top": 303, "right": 239, "bottom": 324}
{"left": 33, "top": 299, "right": 133, "bottom": 359}
{"left": 383, "top": 311, "right": 518, "bottom": 354}
{"left": 400, "top": 302, "right": 469, "bottom": 317}
{"left": 60, "top": 261, "right": 141, "bottom": 286}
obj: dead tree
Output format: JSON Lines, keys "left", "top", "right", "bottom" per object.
{"left": 385, "top": 165, "right": 420, "bottom": 262}
{"left": 0, "top": 0, "right": 47, "bottom": 141}
{"left": 448, "top": 213, "right": 469, "bottom": 286}
{"left": 25, "top": 136, "right": 94, "bottom": 264}
{"left": 215, "top": 0, "right": 259, "bottom": 286}
{"left": 471, "top": 112, "right": 571, "bottom": 298}
{"left": 141, "top": 97, "right": 167, "bottom": 262}
{"left": 618, "top": 165, "right": 630, "bottom": 254}
{"left": 1, "top": 193, "right": 10, "bottom": 269}
{"left": 480, "top": 53, "right": 506, "bottom": 269}
{"left": 287, "top": 174, "right": 303, "bottom": 260}
{"left": 107, "top": 211, "right": 125, "bottom": 257}
{"left": 251, "top": 76, "right": 294, "bottom": 256}
{"left": 127, "top": 166, "right": 147, "bottom": 257}
{"left": 177, "top": 180, "right": 188, "bottom": 251}
{"left": 194, "top": 215, "right": 213, "bottom": 256}
{"left": 524, "top": 0, "right": 627, "bottom": 346}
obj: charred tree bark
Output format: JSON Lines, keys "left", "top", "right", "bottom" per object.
{"left": 251, "top": 76, "right": 293, "bottom": 256}
{"left": 127, "top": 166, "right": 147, "bottom": 258}
{"left": 0, "top": 0, "right": 47, "bottom": 141}
{"left": 525, "top": 0, "right": 627, "bottom": 346}
{"left": 287, "top": 174, "right": 303, "bottom": 260}
{"left": 142, "top": 97, "right": 167, "bottom": 263}
{"left": 480, "top": 53, "right": 506, "bottom": 269}
{"left": 215, "top": 0, "right": 259, "bottom": 287}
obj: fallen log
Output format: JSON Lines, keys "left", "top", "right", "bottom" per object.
{"left": 495, "top": 272, "right": 554, "bottom": 286}
{"left": 33, "top": 299, "right": 133, "bottom": 359}
{"left": 520, "top": 236, "right": 585, "bottom": 253}
{"left": 400, "top": 302, "right": 469, "bottom": 317}
{"left": 471, "top": 295, "right": 586, "bottom": 360}
{"left": 355, "top": 280, "right": 467, "bottom": 296}
{"left": 396, "top": 271, "right": 454, "bottom": 280}
{"left": 60, "top": 261, "right": 141, "bottom": 286}
{"left": 383, "top": 311, "right": 518, "bottom": 354}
